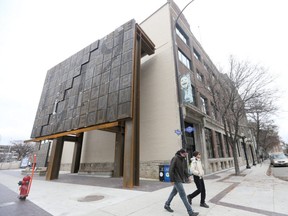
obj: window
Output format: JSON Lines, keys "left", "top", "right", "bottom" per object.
{"left": 200, "top": 96, "right": 209, "bottom": 115}
{"left": 223, "top": 135, "right": 231, "bottom": 157}
{"left": 191, "top": 85, "right": 197, "bottom": 106}
{"left": 193, "top": 48, "right": 201, "bottom": 61}
{"left": 178, "top": 50, "right": 191, "bottom": 69}
{"left": 206, "top": 85, "right": 211, "bottom": 92}
{"left": 203, "top": 61, "right": 210, "bottom": 71}
{"left": 211, "top": 102, "right": 216, "bottom": 119}
{"left": 176, "top": 27, "right": 189, "bottom": 45}
{"left": 205, "top": 128, "right": 215, "bottom": 158}
{"left": 216, "top": 132, "right": 224, "bottom": 157}
{"left": 196, "top": 69, "right": 204, "bottom": 83}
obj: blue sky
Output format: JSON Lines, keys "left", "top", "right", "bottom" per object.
{"left": 1, "top": 0, "right": 287, "bottom": 144}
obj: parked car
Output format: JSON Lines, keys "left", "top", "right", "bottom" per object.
{"left": 270, "top": 153, "right": 288, "bottom": 167}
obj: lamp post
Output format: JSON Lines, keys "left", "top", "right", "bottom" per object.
{"left": 240, "top": 133, "right": 251, "bottom": 169}
{"left": 172, "top": 0, "right": 196, "bottom": 148}
{"left": 248, "top": 143, "right": 256, "bottom": 166}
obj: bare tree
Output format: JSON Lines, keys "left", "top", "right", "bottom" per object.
{"left": 208, "top": 56, "right": 276, "bottom": 175}
{"left": 258, "top": 124, "right": 280, "bottom": 153}
{"left": 10, "top": 140, "right": 35, "bottom": 161}
{"left": 246, "top": 88, "right": 278, "bottom": 162}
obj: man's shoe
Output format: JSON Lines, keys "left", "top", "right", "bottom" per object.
{"left": 164, "top": 205, "right": 174, "bottom": 212}
{"left": 189, "top": 212, "right": 199, "bottom": 216}
{"left": 187, "top": 195, "right": 192, "bottom": 205}
{"left": 200, "top": 202, "right": 209, "bottom": 208}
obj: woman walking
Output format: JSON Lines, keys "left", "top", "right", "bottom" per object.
{"left": 187, "top": 151, "right": 209, "bottom": 208}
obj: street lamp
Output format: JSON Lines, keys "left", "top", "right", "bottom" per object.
{"left": 240, "top": 133, "right": 251, "bottom": 169}
{"left": 172, "top": 0, "right": 196, "bottom": 148}
{"left": 247, "top": 140, "right": 256, "bottom": 166}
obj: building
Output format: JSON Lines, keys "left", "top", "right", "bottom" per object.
{"left": 0, "top": 145, "right": 18, "bottom": 162}
{"left": 29, "top": 0, "right": 255, "bottom": 187}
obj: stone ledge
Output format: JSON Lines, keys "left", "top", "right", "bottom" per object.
{"left": 21, "top": 167, "right": 47, "bottom": 176}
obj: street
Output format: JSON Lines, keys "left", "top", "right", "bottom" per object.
{"left": 271, "top": 166, "right": 288, "bottom": 181}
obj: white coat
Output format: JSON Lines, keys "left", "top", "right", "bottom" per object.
{"left": 189, "top": 157, "right": 204, "bottom": 179}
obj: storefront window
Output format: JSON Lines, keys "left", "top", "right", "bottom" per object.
{"left": 205, "top": 128, "right": 214, "bottom": 158}
{"left": 216, "top": 132, "right": 224, "bottom": 157}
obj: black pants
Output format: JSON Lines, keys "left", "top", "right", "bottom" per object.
{"left": 187, "top": 175, "right": 206, "bottom": 204}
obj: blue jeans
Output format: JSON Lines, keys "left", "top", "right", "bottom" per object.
{"left": 165, "top": 182, "right": 193, "bottom": 214}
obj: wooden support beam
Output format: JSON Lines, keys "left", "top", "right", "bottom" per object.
{"left": 46, "top": 137, "right": 64, "bottom": 180}
{"left": 71, "top": 133, "right": 83, "bottom": 173}
{"left": 27, "top": 121, "right": 119, "bottom": 142}
{"left": 122, "top": 30, "right": 141, "bottom": 188}
{"left": 113, "top": 131, "right": 124, "bottom": 177}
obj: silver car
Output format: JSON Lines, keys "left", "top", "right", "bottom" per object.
{"left": 270, "top": 153, "right": 288, "bottom": 167}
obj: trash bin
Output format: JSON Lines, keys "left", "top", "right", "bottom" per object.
{"left": 164, "top": 165, "right": 170, "bottom": 182}
{"left": 159, "top": 165, "right": 164, "bottom": 181}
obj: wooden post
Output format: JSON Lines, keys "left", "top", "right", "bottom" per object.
{"left": 71, "top": 133, "right": 83, "bottom": 173}
{"left": 46, "top": 137, "right": 64, "bottom": 180}
{"left": 113, "top": 130, "right": 124, "bottom": 177}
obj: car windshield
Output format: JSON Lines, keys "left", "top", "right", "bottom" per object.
{"left": 274, "top": 154, "right": 287, "bottom": 159}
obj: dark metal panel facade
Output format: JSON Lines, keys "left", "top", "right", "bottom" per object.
{"left": 31, "top": 20, "right": 136, "bottom": 138}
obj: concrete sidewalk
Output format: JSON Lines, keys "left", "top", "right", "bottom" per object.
{"left": 1, "top": 160, "right": 287, "bottom": 216}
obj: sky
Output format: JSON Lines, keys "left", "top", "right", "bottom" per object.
{"left": 1, "top": 0, "right": 288, "bottom": 145}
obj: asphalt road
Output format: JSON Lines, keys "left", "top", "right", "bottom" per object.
{"left": 271, "top": 166, "right": 288, "bottom": 181}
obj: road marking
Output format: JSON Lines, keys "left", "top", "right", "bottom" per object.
{"left": 0, "top": 202, "right": 16, "bottom": 208}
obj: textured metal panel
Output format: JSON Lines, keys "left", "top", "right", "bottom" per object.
{"left": 119, "top": 87, "right": 131, "bottom": 104}
{"left": 109, "top": 78, "right": 119, "bottom": 93}
{"left": 92, "top": 75, "right": 101, "bottom": 88}
{"left": 98, "top": 95, "right": 108, "bottom": 110}
{"left": 107, "top": 104, "right": 118, "bottom": 122}
{"left": 79, "top": 114, "right": 87, "bottom": 128}
{"left": 118, "top": 102, "right": 131, "bottom": 119}
{"left": 99, "top": 83, "right": 109, "bottom": 97}
{"left": 108, "top": 92, "right": 118, "bottom": 107}
{"left": 64, "top": 118, "right": 72, "bottom": 131}
{"left": 91, "top": 86, "right": 99, "bottom": 99}
{"left": 80, "top": 102, "right": 89, "bottom": 115}
{"left": 96, "top": 109, "right": 106, "bottom": 124}
{"left": 119, "top": 74, "right": 132, "bottom": 90}
{"left": 88, "top": 98, "right": 98, "bottom": 112}
{"left": 31, "top": 19, "right": 137, "bottom": 138}
{"left": 110, "top": 66, "right": 121, "bottom": 80}
{"left": 87, "top": 111, "right": 96, "bottom": 126}
{"left": 72, "top": 116, "right": 79, "bottom": 129}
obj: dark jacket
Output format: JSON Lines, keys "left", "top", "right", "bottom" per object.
{"left": 169, "top": 150, "right": 189, "bottom": 183}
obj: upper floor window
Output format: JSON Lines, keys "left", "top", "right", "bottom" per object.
{"left": 196, "top": 69, "right": 204, "bottom": 82}
{"left": 176, "top": 27, "right": 188, "bottom": 45}
{"left": 211, "top": 102, "right": 217, "bottom": 119}
{"left": 200, "top": 95, "right": 209, "bottom": 115}
{"left": 178, "top": 50, "right": 191, "bottom": 70}
{"left": 203, "top": 61, "right": 211, "bottom": 72}
{"left": 193, "top": 48, "right": 201, "bottom": 61}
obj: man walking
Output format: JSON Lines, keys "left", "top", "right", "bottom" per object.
{"left": 187, "top": 151, "right": 209, "bottom": 208}
{"left": 164, "top": 148, "right": 199, "bottom": 216}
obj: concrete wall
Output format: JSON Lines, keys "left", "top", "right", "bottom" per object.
{"left": 60, "top": 141, "right": 74, "bottom": 171}
{"left": 140, "top": 3, "right": 182, "bottom": 162}
{"left": 0, "top": 161, "right": 21, "bottom": 170}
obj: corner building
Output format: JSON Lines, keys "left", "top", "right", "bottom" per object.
{"left": 138, "top": 0, "right": 243, "bottom": 177}
{"left": 35, "top": 0, "right": 252, "bottom": 182}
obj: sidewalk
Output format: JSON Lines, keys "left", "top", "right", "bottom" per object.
{"left": 0, "top": 160, "right": 287, "bottom": 216}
